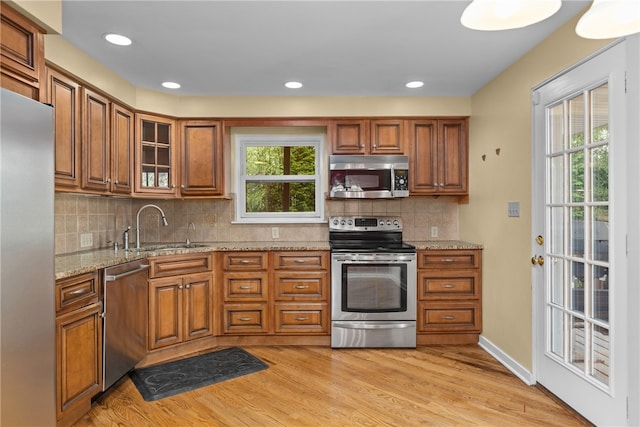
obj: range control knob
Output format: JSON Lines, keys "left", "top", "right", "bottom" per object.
{"left": 347, "top": 219, "right": 353, "bottom": 226}
{"left": 340, "top": 220, "right": 346, "bottom": 225}
{"left": 332, "top": 219, "right": 339, "bottom": 225}
{"left": 393, "top": 220, "right": 399, "bottom": 226}
{"left": 379, "top": 220, "right": 385, "bottom": 226}
{"left": 386, "top": 220, "right": 391, "bottom": 225}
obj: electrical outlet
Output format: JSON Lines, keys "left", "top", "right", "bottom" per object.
{"left": 80, "top": 233, "right": 93, "bottom": 248}
{"left": 271, "top": 227, "right": 279, "bottom": 239}
{"left": 431, "top": 226, "right": 438, "bottom": 238}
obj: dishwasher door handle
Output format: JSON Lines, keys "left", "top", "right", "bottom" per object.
{"left": 105, "top": 264, "right": 150, "bottom": 281}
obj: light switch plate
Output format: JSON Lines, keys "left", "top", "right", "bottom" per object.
{"left": 430, "top": 226, "right": 438, "bottom": 238}
{"left": 271, "top": 227, "right": 279, "bottom": 239}
{"left": 508, "top": 201, "right": 520, "bottom": 217}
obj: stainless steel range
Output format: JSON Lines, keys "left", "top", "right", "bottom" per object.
{"left": 330, "top": 216, "right": 417, "bottom": 348}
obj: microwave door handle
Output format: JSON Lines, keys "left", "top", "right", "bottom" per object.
{"left": 390, "top": 166, "right": 395, "bottom": 193}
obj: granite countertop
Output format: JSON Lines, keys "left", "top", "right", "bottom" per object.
{"left": 407, "top": 240, "right": 484, "bottom": 250}
{"left": 55, "top": 241, "right": 330, "bottom": 280}
{"left": 55, "top": 239, "right": 482, "bottom": 280}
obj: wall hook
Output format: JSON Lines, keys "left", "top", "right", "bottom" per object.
{"left": 495, "top": 148, "right": 501, "bottom": 155}
{"left": 482, "top": 154, "right": 486, "bottom": 161}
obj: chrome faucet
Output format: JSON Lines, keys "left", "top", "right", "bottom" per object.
{"left": 186, "top": 222, "right": 195, "bottom": 245}
{"left": 136, "top": 204, "right": 169, "bottom": 249}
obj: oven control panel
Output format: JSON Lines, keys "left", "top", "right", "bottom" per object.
{"left": 329, "top": 216, "right": 402, "bottom": 231}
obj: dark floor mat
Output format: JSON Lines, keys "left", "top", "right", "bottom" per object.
{"left": 130, "top": 347, "right": 268, "bottom": 401}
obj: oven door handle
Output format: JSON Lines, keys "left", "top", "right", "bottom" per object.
{"left": 332, "top": 321, "right": 415, "bottom": 330}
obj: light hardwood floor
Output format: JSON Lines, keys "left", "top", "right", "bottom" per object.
{"left": 75, "top": 345, "right": 591, "bottom": 426}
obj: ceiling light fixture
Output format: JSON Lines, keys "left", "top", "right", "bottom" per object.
{"left": 460, "top": 0, "right": 562, "bottom": 31}
{"left": 576, "top": 0, "right": 640, "bottom": 39}
{"left": 284, "top": 81, "right": 303, "bottom": 89}
{"left": 103, "top": 33, "right": 132, "bottom": 46}
{"left": 161, "top": 82, "right": 181, "bottom": 89}
{"left": 406, "top": 81, "right": 424, "bottom": 88}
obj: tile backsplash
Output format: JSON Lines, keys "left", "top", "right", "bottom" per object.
{"left": 55, "top": 193, "right": 458, "bottom": 255}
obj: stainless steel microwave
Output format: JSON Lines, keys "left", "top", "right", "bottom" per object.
{"left": 329, "top": 155, "right": 409, "bottom": 199}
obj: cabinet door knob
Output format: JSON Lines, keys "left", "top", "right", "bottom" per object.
{"left": 181, "top": 184, "right": 185, "bottom": 188}
{"left": 178, "top": 285, "right": 183, "bottom": 289}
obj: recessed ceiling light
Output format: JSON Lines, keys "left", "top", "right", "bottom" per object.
{"left": 406, "top": 81, "right": 424, "bottom": 88}
{"left": 104, "top": 33, "right": 132, "bottom": 46}
{"left": 161, "top": 82, "right": 181, "bottom": 89}
{"left": 285, "top": 81, "right": 303, "bottom": 89}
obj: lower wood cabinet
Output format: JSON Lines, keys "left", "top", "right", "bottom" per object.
{"left": 55, "top": 272, "right": 102, "bottom": 426}
{"left": 416, "top": 249, "right": 482, "bottom": 344}
{"left": 218, "top": 250, "right": 330, "bottom": 336}
{"left": 147, "top": 254, "right": 214, "bottom": 350}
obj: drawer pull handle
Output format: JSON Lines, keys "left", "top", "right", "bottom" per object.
{"left": 293, "top": 285, "right": 309, "bottom": 289}
{"left": 441, "top": 258, "right": 456, "bottom": 262}
{"left": 238, "top": 286, "right": 253, "bottom": 290}
{"left": 442, "top": 315, "right": 456, "bottom": 320}
{"left": 238, "top": 317, "right": 253, "bottom": 321}
{"left": 441, "top": 284, "right": 456, "bottom": 289}
{"left": 69, "top": 288, "right": 88, "bottom": 296}
{"left": 239, "top": 260, "right": 252, "bottom": 264}
{"left": 294, "top": 259, "right": 307, "bottom": 263}
{"left": 294, "top": 317, "right": 309, "bottom": 321}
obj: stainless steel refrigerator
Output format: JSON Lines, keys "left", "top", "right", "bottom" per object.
{"left": 0, "top": 88, "right": 56, "bottom": 425}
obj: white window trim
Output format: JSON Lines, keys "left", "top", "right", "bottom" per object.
{"left": 234, "top": 134, "right": 325, "bottom": 224}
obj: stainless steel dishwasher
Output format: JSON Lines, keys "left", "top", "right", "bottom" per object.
{"left": 103, "top": 259, "right": 149, "bottom": 391}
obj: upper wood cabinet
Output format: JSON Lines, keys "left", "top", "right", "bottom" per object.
{"left": 47, "top": 67, "right": 81, "bottom": 190}
{"left": 0, "top": 4, "right": 45, "bottom": 101}
{"left": 329, "top": 119, "right": 405, "bottom": 155}
{"left": 110, "top": 103, "right": 135, "bottom": 194}
{"left": 179, "top": 120, "right": 224, "bottom": 197}
{"left": 408, "top": 118, "right": 468, "bottom": 195}
{"left": 81, "top": 88, "right": 110, "bottom": 192}
{"left": 135, "top": 113, "right": 177, "bottom": 196}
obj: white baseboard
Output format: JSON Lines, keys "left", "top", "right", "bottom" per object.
{"left": 478, "top": 335, "right": 535, "bottom": 386}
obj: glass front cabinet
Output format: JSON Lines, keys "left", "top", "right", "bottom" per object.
{"left": 135, "top": 113, "right": 177, "bottom": 196}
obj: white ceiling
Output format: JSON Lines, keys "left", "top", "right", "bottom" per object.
{"left": 60, "top": 0, "right": 590, "bottom": 97}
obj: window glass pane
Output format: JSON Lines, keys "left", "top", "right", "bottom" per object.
{"left": 142, "top": 145, "right": 155, "bottom": 164}
{"left": 591, "top": 84, "right": 609, "bottom": 143}
{"left": 571, "top": 261, "right": 585, "bottom": 313}
{"left": 157, "top": 147, "right": 170, "bottom": 166}
{"left": 571, "top": 208, "right": 584, "bottom": 257}
{"left": 569, "top": 95, "right": 584, "bottom": 148}
{"left": 590, "top": 146, "right": 609, "bottom": 202}
{"left": 592, "top": 206, "right": 609, "bottom": 262}
{"left": 142, "top": 121, "right": 155, "bottom": 142}
{"left": 550, "top": 155, "right": 564, "bottom": 204}
{"left": 157, "top": 123, "right": 170, "bottom": 144}
{"left": 550, "top": 307, "right": 564, "bottom": 357}
{"left": 157, "top": 168, "right": 169, "bottom": 188}
{"left": 592, "top": 265, "right": 609, "bottom": 322}
{"left": 591, "top": 324, "right": 610, "bottom": 385}
{"left": 550, "top": 206, "right": 564, "bottom": 254}
{"left": 570, "top": 150, "right": 584, "bottom": 203}
{"left": 549, "top": 104, "right": 564, "bottom": 153}
{"left": 142, "top": 167, "right": 155, "bottom": 187}
{"left": 246, "top": 182, "right": 316, "bottom": 213}
{"left": 570, "top": 316, "right": 586, "bottom": 371}
{"left": 246, "top": 146, "right": 316, "bottom": 176}
{"left": 550, "top": 258, "right": 564, "bottom": 306}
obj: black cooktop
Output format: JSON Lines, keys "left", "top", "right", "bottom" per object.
{"left": 329, "top": 241, "right": 416, "bottom": 254}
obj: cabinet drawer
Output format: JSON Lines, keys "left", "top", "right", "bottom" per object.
{"left": 418, "top": 301, "right": 481, "bottom": 333}
{"left": 222, "top": 272, "right": 268, "bottom": 301}
{"left": 149, "top": 253, "right": 212, "bottom": 278}
{"left": 55, "top": 272, "right": 99, "bottom": 314}
{"left": 222, "top": 252, "right": 267, "bottom": 271}
{"left": 222, "top": 304, "right": 268, "bottom": 334}
{"left": 418, "top": 272, "right": 480, "bottom": 300}
{"left": 274, "top": 303, "right": 328, "bottom": 334}
{"left": 418, "top": 250, "right": 480, "bottom": 269}
{"left": 272, "top": 251, "right": 328, "bottom": 270}
{"left": 273, "top": 271, "right": 328, "bottom": 301}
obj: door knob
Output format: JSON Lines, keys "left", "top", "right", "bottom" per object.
{"left": 531, "top": 255, "right": 544, "bottom": 266}
{"left": 536, "top": 235, "right": 544, "bottom": 245}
